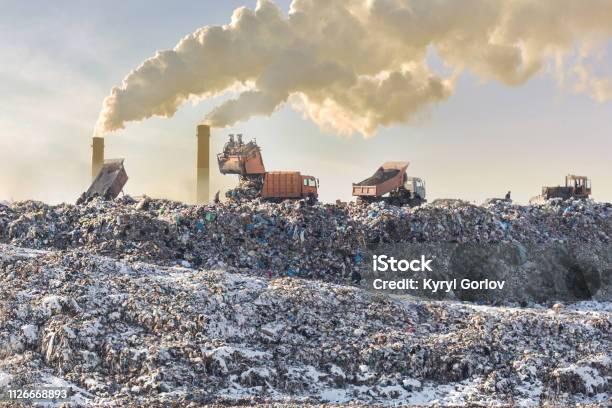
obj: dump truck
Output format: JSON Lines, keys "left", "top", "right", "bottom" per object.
{"left": 352, "top": 161, "right": 426, "bottom": 206}
{"left": 541, "top": 175, "right": 591, "bottom": 200}
{"left": 78, "top": 159, "right": 128, "bottom": 204}
{"left": 261, "top": 172, "right": 318, "bottom": 203}
{"left": 218, "top": 134, "right": 319, "bottom": 203}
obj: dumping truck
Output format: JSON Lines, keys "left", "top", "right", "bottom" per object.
{"left": 217, "top": 134, "right": 319, "bottom": 203}
{"left": 352, "top": 161, "right": 426, "bottom": 206}
{"left": 541, "top": 175, "right": 591, "bottom": 200}
{"left": 77, "top": 159, "right": 128, "bottom": 204}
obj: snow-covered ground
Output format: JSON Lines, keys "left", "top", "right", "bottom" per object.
{"left": 0, "top": 244, "right": 610, "bottom": 406}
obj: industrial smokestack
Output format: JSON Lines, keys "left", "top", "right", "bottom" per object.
{"left": 196, "top": 124, "right": 210, "bottom": 204}
{"left": 92, "top": 137, "right": 104, "bottom": 181}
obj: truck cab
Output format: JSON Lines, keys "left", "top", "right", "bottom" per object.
{"left": 302, "top": 175, "right": 319, "bottom": 202}
{"left": 405, "top": 177, "right": 426, "bottom": 200}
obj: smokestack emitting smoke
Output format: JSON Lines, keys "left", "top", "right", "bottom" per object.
{"left": 91, "top": 137, "right": 104, "bottom": 181}
{"left": 94, "top": 0, "right": 612, "bottom": 137}
{"left": 196, "top": 124, "right": 210, "bottom": 203}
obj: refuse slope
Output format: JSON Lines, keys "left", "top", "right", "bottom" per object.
{"left": 1, "top": 197, "right": 611, "bottom": 302}
{"left": 0, "top": 245, "right": 610, "bottom": 406}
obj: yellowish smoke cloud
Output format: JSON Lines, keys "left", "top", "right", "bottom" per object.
{"left": 95, "top": 0, "right": 612, "bottom": 137}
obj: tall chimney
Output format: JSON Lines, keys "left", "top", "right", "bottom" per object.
{"left": 196, "top": 124, "right": 210, "bottom": 204}
{"left": 92, "top": 137, "right": 104, "bottom": 181}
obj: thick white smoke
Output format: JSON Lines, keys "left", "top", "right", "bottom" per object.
{"left": 95, "top": 0, "right": 612, "bottom": 137}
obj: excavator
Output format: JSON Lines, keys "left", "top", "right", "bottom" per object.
{"left": 217, "top": 134, "right": 319, "bottom": 203}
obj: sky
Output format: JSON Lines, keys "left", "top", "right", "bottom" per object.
{"left": 0, "top": 0, "right": 611, "bottom": 205}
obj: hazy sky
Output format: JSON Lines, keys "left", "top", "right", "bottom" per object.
{"left": 1, "top": 0, "right": 611, "bottom": 205}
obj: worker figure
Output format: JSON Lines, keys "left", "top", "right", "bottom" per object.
{"left": 505, "top": 191, "right": 511, "bottom": 200}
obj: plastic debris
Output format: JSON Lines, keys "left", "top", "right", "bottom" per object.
{"left": 1, "top": 197, "right": 610, "bottom": 286}
{"left": 0, "top": 246, "right": 609, "bottom": 406}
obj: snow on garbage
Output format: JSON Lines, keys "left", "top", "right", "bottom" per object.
{"left": 0, "top": 245, "right": 610, "bottom": 406}
{"left": 2, "top": 197, "right": 611, "bottom": 303}
{"left": 1, "top": 197, "right": 611, "bottom": 405}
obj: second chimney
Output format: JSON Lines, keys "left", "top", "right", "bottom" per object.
{"left": 92, "top": 137, "right": 104, "bottom": 181}
{"left": 196, "top": 124, "right": 210, "bottom": 204}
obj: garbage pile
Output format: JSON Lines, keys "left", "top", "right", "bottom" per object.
{"left": 0, "top": 197, "right": 611, "bottom": 287}
{"left": 225, "top": 177, "right": 263, "bottom": 202}
{"left": 0, "top": 245, "right": 609, "bottom": 406}
{"left": 348, "top": 198, "right": 612, "bottom": 244}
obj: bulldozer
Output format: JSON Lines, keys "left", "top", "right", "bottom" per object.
{"left": 352, "top": 162, "right": 426, "bottom": 207}
{"left": 217, "top": 134, "right": 319, "bottom": 203}
{"left": 541, "top": 175, "right": 592, "bottom": 200}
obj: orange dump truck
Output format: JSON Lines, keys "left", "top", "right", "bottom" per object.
{"left": 261, "top": 171, "right": 319, "bottom": 203}
{"left": 353, "top": 161, "right": 426, "bottom": 206}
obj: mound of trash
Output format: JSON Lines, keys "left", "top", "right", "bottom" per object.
{"left": 0, "top": 245, "right": 610, "bottom": 406}
{"left": 225, "top": 177, "right": 263, "bottom": 202}
{"left": 1, "top": 197, "right": 611, "bottom": 303}
{"left": 1, "top": 196, "right": 610, "bottom": 286}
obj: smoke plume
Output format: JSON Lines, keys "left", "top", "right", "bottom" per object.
{"left": 95, "top": 0, "right": 612, "bottom": 137}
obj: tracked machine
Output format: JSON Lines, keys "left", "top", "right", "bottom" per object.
{"left": 541, "top": 175, "right": 592, "bottom": 200}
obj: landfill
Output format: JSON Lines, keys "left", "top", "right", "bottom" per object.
{"left": 0, "top": 197, "right": 611, "bottom": 286}
{"left": 0, "top": 245, "right": 610, "bottom": 406}
{"left": 225, "top": 178, "right": 263, "bottom": 202}
{"left": 0, "top": 197, "right": 611, "bottom": 405}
